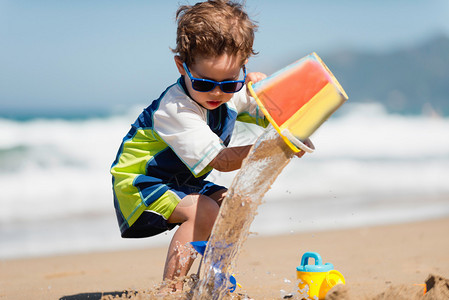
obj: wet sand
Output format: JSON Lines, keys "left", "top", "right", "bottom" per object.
{"left": 1, "top": 217, "right": 448, "bottom": 299}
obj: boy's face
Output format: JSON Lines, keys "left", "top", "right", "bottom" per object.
{"left": 175, "top": 54, "right": 245, "bottom": 110}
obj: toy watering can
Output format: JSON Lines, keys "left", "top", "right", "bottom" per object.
{"left": 296, "top": 252, "right": 345, "bottom": 299}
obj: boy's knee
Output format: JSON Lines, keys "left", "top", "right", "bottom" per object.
{"left": 195, "top": 196, "right": 220, "bottom": 231}
{"left": 198, "top": 196, "right": 220, "bottom": 218}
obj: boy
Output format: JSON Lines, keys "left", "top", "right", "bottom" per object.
{"left": 111, "top": 0, "right": 305, "bottom": 291}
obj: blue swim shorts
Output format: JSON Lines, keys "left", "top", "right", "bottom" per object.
{"left": 118, "top": 180, "right": 226, "bottom": 238}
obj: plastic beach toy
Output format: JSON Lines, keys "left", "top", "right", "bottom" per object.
{"left": 190, "top": 241, "right": 240, "bottom": 293}
{"left": 296, "top": 252, "right": 345, "bottom": 299}
{"left": 191, "top": 240, "right": 208, "bottom": 255}
{"left": 248, "top": 52, "right": 348, "bottom": 153}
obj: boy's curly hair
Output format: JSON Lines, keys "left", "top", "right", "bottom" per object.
{"left": 172, "top": 0, "right": 258, "bottom": 66}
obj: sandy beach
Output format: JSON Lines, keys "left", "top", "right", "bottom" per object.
{"left": 1, "top": 217, "right": 448, "bottom": 300}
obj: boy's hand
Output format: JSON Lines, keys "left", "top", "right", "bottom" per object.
{"left": 246, "top": 72, "right": 267, "bottom": 85}
{"left": 295, "top": 138, "right": 314, "bottom": 158}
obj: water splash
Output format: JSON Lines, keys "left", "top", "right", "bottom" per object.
{"left": 192, "top": 127, "right": 295, "bottom": 299}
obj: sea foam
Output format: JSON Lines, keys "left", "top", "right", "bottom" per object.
{"left": 1, "top": 103, "right": 448, "bottom": 258}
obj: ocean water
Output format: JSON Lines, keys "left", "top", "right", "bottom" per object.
{"left": 1, "top": 103, "right": 448, "bottom": 259}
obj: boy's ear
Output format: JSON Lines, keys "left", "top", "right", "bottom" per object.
{"left": 174, "top": 56, "right": 185, "bottom": 75}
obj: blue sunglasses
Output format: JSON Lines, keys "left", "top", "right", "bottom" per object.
{"left": 183, "top": 62, "right": 247, "bottom": 93}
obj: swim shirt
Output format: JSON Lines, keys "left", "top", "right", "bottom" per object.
{"left": 111, "top": 77, "right": 269, "bottom": 234}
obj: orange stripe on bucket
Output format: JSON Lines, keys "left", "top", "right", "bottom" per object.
{"left": 254, "top": 59, "right": 329, "bottom": 125}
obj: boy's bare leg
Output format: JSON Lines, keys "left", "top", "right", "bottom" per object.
{"left": 163, "top": 189, "right": 226, "bottom": 291}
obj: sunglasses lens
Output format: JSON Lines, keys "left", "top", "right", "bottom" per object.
{"left": 192, "top": 80, "right": 215, "bottom": 92}
{"left": 221, "top": 82, "right": 244, "bottom": 93}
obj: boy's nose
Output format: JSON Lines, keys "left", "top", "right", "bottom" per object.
{"left": 210, "top": 85, "right": 223, "bottom": 95}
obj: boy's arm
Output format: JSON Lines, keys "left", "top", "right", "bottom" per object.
{"left": 245, "top": 72, "right": 267, "bottom": 87}
{"left": 209, "top": 135, "right": 314, "bottom": 173}
{"left": 208, "top": 145, "right": 253, "bottom": 172}
{"left": 209, "top": 137, "right": 312, "bottom": 172}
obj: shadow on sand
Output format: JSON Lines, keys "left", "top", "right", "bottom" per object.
{"left": 60, "top": 290, "right": 134, "bottom": 300}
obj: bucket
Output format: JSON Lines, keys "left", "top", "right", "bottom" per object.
{"left": 248, "top": 52, "right": 348, "bottom": 153}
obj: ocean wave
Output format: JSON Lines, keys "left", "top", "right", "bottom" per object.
{"left": 1, "top": 102, "right": 449, "bottom": 258}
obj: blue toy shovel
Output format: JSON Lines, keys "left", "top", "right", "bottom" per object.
{"left": 190, "top": 241, "right": 240, "bottom": 293}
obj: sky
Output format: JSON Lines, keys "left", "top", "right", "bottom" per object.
{"left": 1, "top": 0, "right": 449, "bottom": 118}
